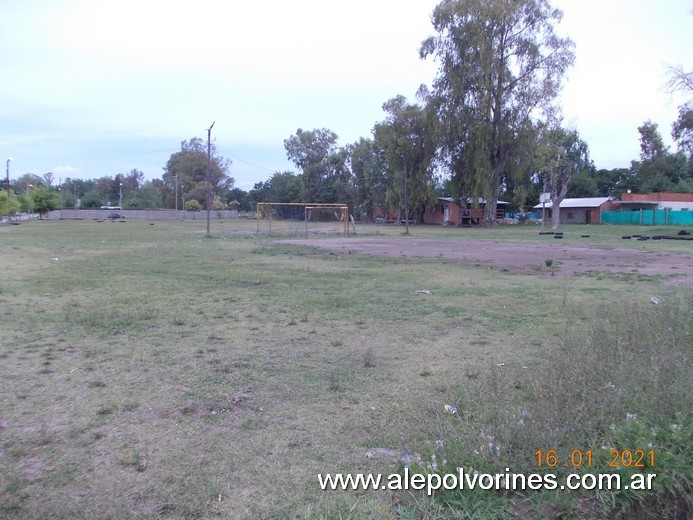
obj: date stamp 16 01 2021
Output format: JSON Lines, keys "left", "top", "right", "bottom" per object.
{"left": 535, "top": 449, "right": 655, "bottom": 469}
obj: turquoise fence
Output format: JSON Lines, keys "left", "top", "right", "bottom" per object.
{"left": 602, "top": 210, "right": 693, "bottom": 226}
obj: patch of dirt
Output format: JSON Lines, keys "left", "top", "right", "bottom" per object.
{"left": 278, "top": 238, "right": 693, "bottom": 286}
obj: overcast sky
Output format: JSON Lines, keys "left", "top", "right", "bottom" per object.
{"left": 1, "top": 0, "right": 691, "bottom": 191}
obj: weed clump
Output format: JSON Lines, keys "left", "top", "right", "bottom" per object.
{"left": 363, "top": 348, "right": 376, "bottom": 368}
{"left": 417, "top": 295, "right": 691, "bottom": 519}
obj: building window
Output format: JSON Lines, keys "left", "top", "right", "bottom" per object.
{"left": 567, "top": 211, "right": 574, "bottom": 220}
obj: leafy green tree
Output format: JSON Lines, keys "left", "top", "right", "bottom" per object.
{"left": 284, "top": 128, "right": 349, "bottom": 203}
{"left": 420, "top": 0, "right": 574, "bottom": 225}
{"left": 30, "top": 186, "right": 60, "bottom": 217}
{"left": 212, "top": 196, "right": 227, "bottom": 210}
{"left": 0, "top": 190, "right": 20, "bottom": 218}
{"left": 350, "top": 137, "right": 388, "bottom": 221}
{"left": 225, "top": 188, "right": 251, "bottom": 211}
{"left": 327, "top": 146, "right": 355, "bottom": 208}
{"left": 672, "top": 103, "right": 693, "bottom": 155}
{"left": 81, "top": 189, "right": 103, "bottom": 208}
{"left": 163, "top": 138, "right": 234, "bottom": 208}
{"left": 665, "top": 66, "right": 692, "bottom": 187}
{"left": 124, "top": 182, "right": 164, "bottom": 209}
{"left": 593, "top": 168, "right": 634, "bottom": 198}
{"left": 19, "top": 192, "right": 34, "bottom": 214}
{"left": 373, "top": 95, "right": 437, "bottom": 232}
{"left": 631, "top": 121, "right": 690, "bottom": 191}
{"left": 536, "top": 125, "right": 591, "bottom": 229}
{"left": 264, "top": 171, "right": 304, "bottom": 203}
{"left": 115, "top": 169, "right": 145, "bottom": 205}
{"left": 247, "top": 171, "right": 306, "bottom": 218}
{"left": 642, "top": 174, "right": 676, "bottom": 193}
{"left": 638, "top": 120, "right": 667, "bottom": 162}
{"left": 59, "top": 178, "right": 96, "bottom": 209}
{"left": 96, "top": 176, "right": 118, "bottom": 205}
{"left": 14, "top": 173, "right": 44, "bottom": 193}
{"left": 247, "top": 181, "right": 270, "bottom": 208}
{"left": 185, "top": 199, "right": 203, "bottom": 212}
{"left": 674, "top": 176, "right": 693, "bottom": 193}
{"left": 567, "top": 172, "right": 598, "bottom": 198}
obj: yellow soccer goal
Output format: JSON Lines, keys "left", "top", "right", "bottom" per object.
{"left": 255, "top": 203, "right": 350, "bottom": 237}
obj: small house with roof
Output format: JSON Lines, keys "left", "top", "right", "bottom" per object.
{"left": 532, "top": 197, "right": 615, "bottom": 224}
{"left": 424, "top": 197, "right": 510, "bottom": 226}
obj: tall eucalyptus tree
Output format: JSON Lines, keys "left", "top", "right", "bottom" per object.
{"left": 421, "top": 0, "right": 574, "bottom": 225}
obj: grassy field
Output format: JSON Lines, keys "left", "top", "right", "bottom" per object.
{"left": 0, "top": 219, "right": 690, "bottom": 519}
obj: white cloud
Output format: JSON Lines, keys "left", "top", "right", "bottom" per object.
{"left": 51, "top": 165, "right": 79, "bottom": 175}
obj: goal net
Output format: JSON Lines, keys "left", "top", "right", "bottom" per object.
{"left": 255, "top": 203, "right": 350, "bottom": 237}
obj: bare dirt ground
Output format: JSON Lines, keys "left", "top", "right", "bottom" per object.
{"left": 279, "top": 237, "right": 693, "bottom": 286}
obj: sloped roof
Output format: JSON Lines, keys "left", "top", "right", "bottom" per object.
{"left": 533, "top": 197, "right": 611, "bottom": 209}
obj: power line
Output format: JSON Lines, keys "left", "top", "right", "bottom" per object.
{"left": 217, "top": 145, "right": 279, "bottom": 173}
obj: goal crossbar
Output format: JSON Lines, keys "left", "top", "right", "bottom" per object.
{"left": 255, "top": 202, "right": 350, "bottom": 237}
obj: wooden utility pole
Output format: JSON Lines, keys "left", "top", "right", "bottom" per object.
{"left": 5, "top": 158, "right": 11, "bottom": 194}
{"left": 206, "top": 121, "right": 215, "bottom": 238}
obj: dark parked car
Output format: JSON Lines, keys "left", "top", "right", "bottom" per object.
{"left": 107, "top": 213, "right": 126, "bottom": 220}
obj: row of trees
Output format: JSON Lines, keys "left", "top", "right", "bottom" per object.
{"left": 2, "top": 0, "right": 691, "bottom": 225}
{"left": 0, "top": 138, "right": 236, "bottom": 218}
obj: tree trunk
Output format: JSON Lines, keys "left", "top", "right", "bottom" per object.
{"left": 550, "top": 198, "right": 561, "bottom": 229}
{"left": 483, "top": 159, "right": 505, "bottom": 226}
{"left": 483, "top": 194, "right": 498, "bottom": 226}
{"left": 551, "top": 177, "right": 571, "bottom": 230}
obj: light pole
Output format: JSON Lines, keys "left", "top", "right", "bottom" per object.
{"left": 119, "top": 182, "right": 123, "bottom": 209}
{"left": 5, "top": 157, "right": 12, "bottom": 194}
{"left": 206, "top": 121, "right": 214, "bottom": 238}
{"left": 175, "top": 173, "right": 178, "bottom": 212}
{"left": 181, "top": 185, "right": 184, "bottom": 219}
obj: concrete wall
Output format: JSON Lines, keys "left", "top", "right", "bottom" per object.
{"left": 46, "top": 209, "right": 239, "bottom": 220}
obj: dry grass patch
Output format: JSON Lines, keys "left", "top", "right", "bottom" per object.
{"left": 0, "top": 220, "right": 689, "bottom": 518}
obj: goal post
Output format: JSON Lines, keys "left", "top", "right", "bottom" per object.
{"left": 255, "top": 202, "right": 350, "bottom": 237}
